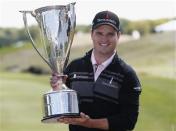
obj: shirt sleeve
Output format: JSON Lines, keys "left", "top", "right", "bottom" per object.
{"left": 107, "top": 68, "right": 142, "bottom": 131}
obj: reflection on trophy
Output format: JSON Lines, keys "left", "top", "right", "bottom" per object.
{"left": 20, "top": 2, "right": 79, "bottom": 123}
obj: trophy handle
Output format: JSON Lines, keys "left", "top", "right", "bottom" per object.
{"left": 63, "top": 2, "right": 76, "bottom": 70}
{"left": 20, "top": 11, "right": 52, "bottom": 69}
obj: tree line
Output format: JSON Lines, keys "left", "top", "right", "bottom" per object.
{"left": 0, "top": 26, "right": 38, "bottom": 47}
{"left": 0, "top": 18, "right": 172, "bottom": 48}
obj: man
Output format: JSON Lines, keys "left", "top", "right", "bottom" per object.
{"left": 51, "top": 10, "right": 142, "bottom": 131}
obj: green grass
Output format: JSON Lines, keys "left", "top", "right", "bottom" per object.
{"left": 117, "top": 32, "right": 175, "bottom": 67}
{"left": 135, "top": 74, "right": 176, "bottom": 131}
{"left": 0, "top": 72, "right": 68, "bottom": 131}
{"left": 1, "top": 72, "right": 176, "bottom": 131}
{"left": 0, "top": 41, "right": 32, "bottom": 55}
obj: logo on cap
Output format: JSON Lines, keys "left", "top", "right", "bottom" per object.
{"left": 96, "top": 18, "right": 116, "bottom": 25}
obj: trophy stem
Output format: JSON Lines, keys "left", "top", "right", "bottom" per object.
{"left": 60, "top": 83, "right": 68, "bottom": 90}
{"left": 57, "top": 75, "right": 68, "bottom": 90}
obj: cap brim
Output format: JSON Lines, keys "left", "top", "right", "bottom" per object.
{"left": 92, "top": 22, "right": 119, "bottom": 32}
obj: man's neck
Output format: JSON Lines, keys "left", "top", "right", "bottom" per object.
{"left": 93, "top": 51, "right": 115, "bottom": 65}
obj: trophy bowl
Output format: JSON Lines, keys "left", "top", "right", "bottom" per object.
{"left": 20, "top": 2, "right": 79, "bottom": 123}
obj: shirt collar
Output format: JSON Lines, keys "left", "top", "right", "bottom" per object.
{"left": 91, "top": 50, "right": 116, "bottom": 67}
{"left": 91, "top": 51, "right": 97, "bottom": 65}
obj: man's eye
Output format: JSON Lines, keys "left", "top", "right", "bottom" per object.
{"left": 96, "top": 32, "right": 102, "bottom": 36}
{"left": 108, "top": 33, "right": 115, "bottom": 36}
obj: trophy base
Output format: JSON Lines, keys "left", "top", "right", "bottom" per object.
{"left": 41, "top": 113, "right": 80, "bottom": 123}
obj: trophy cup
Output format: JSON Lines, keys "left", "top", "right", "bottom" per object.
{"left": 20, "top": 2, "right": 79, "bottom": 123}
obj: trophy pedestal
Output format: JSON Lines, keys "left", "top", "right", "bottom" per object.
{"left": 42, "top": 90, "right": 79, "bottom": 123}
{"left": 41, "top": 113, "right": 80, "bottom": 123}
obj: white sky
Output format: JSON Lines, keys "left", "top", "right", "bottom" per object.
{"left": 0, "top": 0, "right": 175, "bottom": 28}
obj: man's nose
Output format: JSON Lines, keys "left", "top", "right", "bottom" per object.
{"left": 100, "top": 35, "right": 108, "bottom": 42}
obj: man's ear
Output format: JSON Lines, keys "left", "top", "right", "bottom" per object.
{"left": 91, "top": 30, "right": 93, "bottom": 39}
{"left": 117, "top": 31, "right": 121, "bottom": 38}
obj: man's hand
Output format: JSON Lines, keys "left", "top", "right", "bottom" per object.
{"left": 57, "top": 112, "right": 109, "bottom": 130}
{"left": 58, "top": 112, "right": 92, "bottom": 128}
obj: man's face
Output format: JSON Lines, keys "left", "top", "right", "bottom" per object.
{"left": 91, "top": 25, "right": 120, "bottom": 57}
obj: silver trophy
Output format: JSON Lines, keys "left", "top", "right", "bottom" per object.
{"left": 20, "top": 2, "right": 79, "bottom": 123}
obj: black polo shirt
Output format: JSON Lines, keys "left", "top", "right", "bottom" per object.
{"left": 64, "top": 50, "right": 142, "bottom": 131}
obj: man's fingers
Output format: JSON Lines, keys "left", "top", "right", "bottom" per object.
{"left": 80, "top": 112, "right": 90, "bottom": 119}
{"left": 58, "top": 118, "right": 73, "bottom": 124}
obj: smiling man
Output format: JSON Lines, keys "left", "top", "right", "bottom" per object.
{"left": 51, "top": 10, "right": 142, "bottom": 131}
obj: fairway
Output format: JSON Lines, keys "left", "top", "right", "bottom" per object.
{"left": 1, "top": 72, "right": 176, "bottom": 131}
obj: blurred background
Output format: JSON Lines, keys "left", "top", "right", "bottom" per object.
{"left": 0, "top": 0, "right": 176, "bottom": 131}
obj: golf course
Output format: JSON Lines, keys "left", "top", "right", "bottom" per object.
{"left": 0, "top": 31, "right": 176, "bottom": 131}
